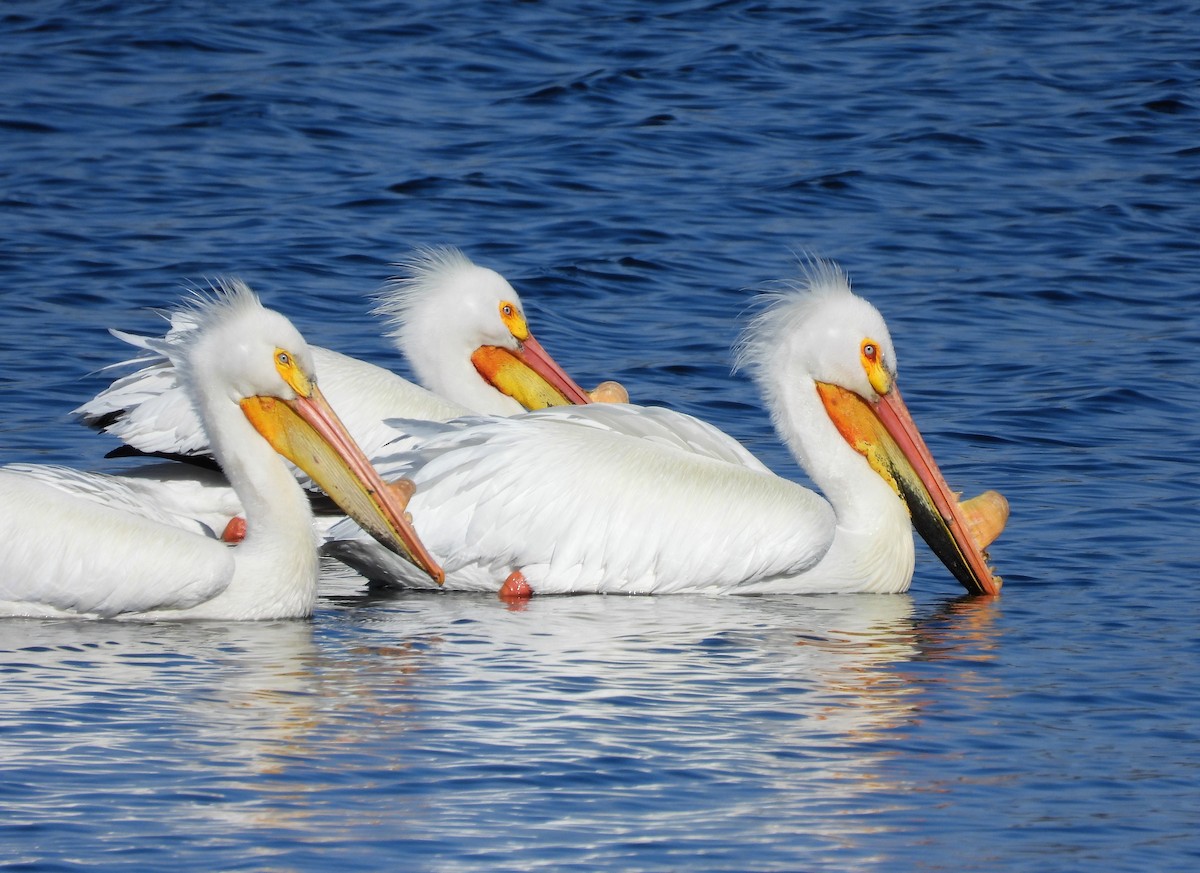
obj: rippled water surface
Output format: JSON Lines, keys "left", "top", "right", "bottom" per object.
{"left": 3, "top": 2, "right": 1199, "bottom": 870}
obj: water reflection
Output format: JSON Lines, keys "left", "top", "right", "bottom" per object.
{"left": 325, "top": 589, "right": 1008, "bottom": 855}
{"left": 0, "top": 619, "right": 324, "bottom": 769}
{"left": 0, "top": 586, "right": 1008, "bottom": 865}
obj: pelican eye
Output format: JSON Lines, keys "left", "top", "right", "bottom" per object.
{"left": 274, "top": 347, "right": 313, "bottom": 396}
{"left": 860, "top": 338, "right": 891, "bottom": 395}
{"left": 498, "top": 300, "right": 529, "bottom": 341}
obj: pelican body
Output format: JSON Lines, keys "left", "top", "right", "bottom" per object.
{"left": 0, "top": 283, "right": 441, "bottom": 620}
{"left": 325, "top": 262, "right": 1003, "bottom": 597}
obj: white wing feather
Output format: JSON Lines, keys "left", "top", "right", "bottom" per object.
{"left": 325, "top": 405, "right": 833, "bottom": 593}
{"left": 2, "top": 463, "right": 239, "bottom": 537}
{"left": 373, "top": 403, "right": 771, "bottom": 473}
{"left": 76, "top": 333, "right": 471, "bottom": 461}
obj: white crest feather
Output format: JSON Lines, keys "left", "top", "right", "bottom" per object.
{"left": 372, "top": 246, "right": 476, "bottom": 341}
{"left": 733, "top": 257, "right": 853, "bottom": 385}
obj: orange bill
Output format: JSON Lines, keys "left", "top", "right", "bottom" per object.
{"left": 817, "top": 381, "right": 1002, "bottom": 596}
{"left": 241, "top": 386, "right": 444, "bottom": 584}
{"left": 471, "top": 333, "right": 593, "bottom": 408}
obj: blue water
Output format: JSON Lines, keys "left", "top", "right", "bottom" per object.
{"left": 3, "top": 1, "right": 1199, "bottom": 870}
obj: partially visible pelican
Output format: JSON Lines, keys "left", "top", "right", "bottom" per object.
{"left": 75, "top": 246, "right": 597, "bottom": 462}
{"left": 324, "top": 261, "right": 1004, "bottom": 597}
{"left": 0, "top": 282, "right": 442, "bottom": 620}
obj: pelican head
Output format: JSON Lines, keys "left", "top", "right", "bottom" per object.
{"left": 374, "top": 246, "right": 592, "bottom": 414}
{"left": 169, "top": 282, "right": 444, "bottom": 584}
{"left": 738, "top": 261, "right": 1002, "bottom": 596}
{"left": 173, "top": 288, "right": 318, "bottom": 405}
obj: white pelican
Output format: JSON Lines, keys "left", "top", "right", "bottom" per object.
{"left": 0, "top": 282, "right": 442, "bottom": 620}
{"left": 323, "top": 261, "right": 1004, "bottom": 597}
{"left": 74, "top": 246, "right": 596, "bottom": 463}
